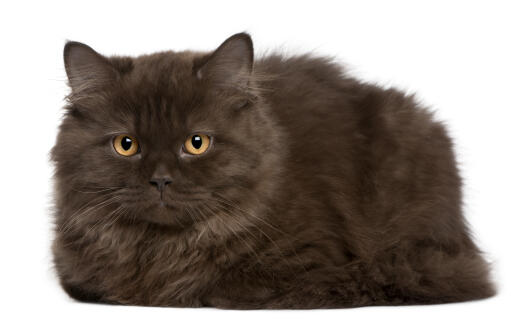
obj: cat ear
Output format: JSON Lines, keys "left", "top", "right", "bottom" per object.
{"left": 195, "top": 33, "right": 253, "bottom": 89}
{"left": 63, "top": 41, "right": 117, "bottom": 91}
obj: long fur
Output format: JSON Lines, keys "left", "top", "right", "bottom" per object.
{"left": 51, "top": 33, "right": 495, "bottom": 309}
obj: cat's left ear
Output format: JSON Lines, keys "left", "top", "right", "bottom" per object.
{"left": 195, "top": 33, "right": 253, "bottom": 89}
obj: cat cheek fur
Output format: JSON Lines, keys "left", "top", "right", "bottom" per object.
{"left": 51, "top": 33, "right": 495, "bottom": 308}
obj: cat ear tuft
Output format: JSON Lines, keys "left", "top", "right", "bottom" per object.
{"left": 64, "top": 41, "right": 117, "bottom": 91}
{"left": 195, "top": 33, "right": 254, "bottom": 89}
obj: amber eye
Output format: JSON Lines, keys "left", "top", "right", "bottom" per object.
{"left": 184, "top": 134, "right": 211, "bottom": 155}
{"left": 113, "top": 135, "right": 139, "bottom": 156}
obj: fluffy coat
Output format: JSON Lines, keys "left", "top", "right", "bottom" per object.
{"left": 51, "top": 33, "right": 494, "bottom": 308}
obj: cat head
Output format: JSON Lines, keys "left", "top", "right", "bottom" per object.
{"left": 52, "top": 33, "right": 283, "bottom": 230}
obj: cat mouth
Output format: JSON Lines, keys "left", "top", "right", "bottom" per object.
{"left": 157, "top": 200, "right": 178, "bottom": 210}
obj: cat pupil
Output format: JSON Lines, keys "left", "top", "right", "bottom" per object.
{"left": 192, "top": 135, "right": 202, "bottom": 149}
{"left": 121, "top": 136, "right": 132, "bottom": 150}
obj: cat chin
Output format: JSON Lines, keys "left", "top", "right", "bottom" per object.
{"left": 138, "top": 214, "right": 190, "bottom": 230}
{"left": 132, "top": 202, "right": 195, "bottom": 229}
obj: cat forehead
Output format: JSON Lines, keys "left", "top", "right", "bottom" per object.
{"left": 88, "top": 51, "right": 234, "bottom": 130}
{"left": 124, "top": 51, "right": 199, "bottom": 85}
{"left": 114, "top": 52, "right": 206, "bottom": 108}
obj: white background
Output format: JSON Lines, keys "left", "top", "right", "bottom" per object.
{"left": 1, "top": 1, "right": 509, "bottom": 319}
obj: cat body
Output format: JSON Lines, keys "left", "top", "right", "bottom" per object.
{"left": 52, "top": 33, "right": 494, "bottom": 308}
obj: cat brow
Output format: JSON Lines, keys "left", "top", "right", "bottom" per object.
{"left": 104, "top": 129, "right": 131, "bottom": 136}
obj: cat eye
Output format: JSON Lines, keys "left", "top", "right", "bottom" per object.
{"left": 113, "top": 134, "right": 139, "bottom": 157}
{"left": 183, "top": 134, "right": 211, "bottom": 155}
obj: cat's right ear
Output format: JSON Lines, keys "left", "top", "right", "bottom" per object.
{"left": 63, "top": 41, "right": 117, "bottom": 91}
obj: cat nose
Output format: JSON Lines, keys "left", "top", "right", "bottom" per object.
{"left": 150, "top": 164, "right": 173, "bottom": 191}
{"left": 149, "top": 177, "right": 172, "bottom": 191}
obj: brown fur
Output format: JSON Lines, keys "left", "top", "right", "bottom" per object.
{"left": 51, "top": 33, "right": 495, "bottom": 309}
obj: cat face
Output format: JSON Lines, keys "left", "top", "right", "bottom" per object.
{"left": 53, "top": 34, "right": 282, "bottom": 229}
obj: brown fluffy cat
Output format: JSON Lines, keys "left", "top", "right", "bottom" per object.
{"left": 51, "top": 33, "right": 494, "bottom": 308}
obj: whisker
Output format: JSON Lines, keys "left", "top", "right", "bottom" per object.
{"left": 60, "top": 195, "right": 119, "bottom": 235}
{"left": 213, "top": 193, "right": 289, "bottom": 236}
{"left": 71, "top": 186, "right": 123, "bottom": 194}
{"left": 81, "top": 200, "right": 123, "bottom": 239}
{"left": 211, "top": 194, "right": 308, "bottom": 275}
{"left": 190, "top": 203, "right": 216, "bottom": 242}
{"left": 202, "top": 201, "right": 263, "bottom": 265}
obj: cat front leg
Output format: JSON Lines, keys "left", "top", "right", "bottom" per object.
{"left": 203, "top": 264, "right": 379, "bottom": 309}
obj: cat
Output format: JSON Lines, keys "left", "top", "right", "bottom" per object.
{"left": 51, "top": 32, "right": 495, "bottom": 309}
